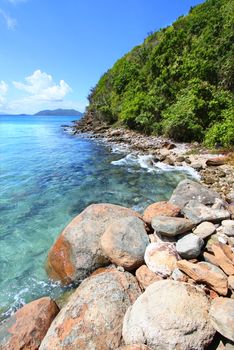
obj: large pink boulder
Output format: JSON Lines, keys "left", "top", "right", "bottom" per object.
{"left": 0, "top": 297, "right": 59, "bottom": 350}
{"left": 47, "top": 203, "right": 141, "bottom": 284}
{"left": 39, "top": 269, "right": 141, "bottom": 350}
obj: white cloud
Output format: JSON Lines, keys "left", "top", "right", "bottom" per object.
{"left": 0, "top": 8, "right": 17, "bottom": 29}
{"left": 0, "top": 80, "right": 8, "bottom": 105}
{"left": 13, "top": 70, "right": 72, "bottom": 101}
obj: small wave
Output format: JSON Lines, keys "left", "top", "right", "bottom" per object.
{"left": 111, "top": 153, "right": 200, "bottom": 179}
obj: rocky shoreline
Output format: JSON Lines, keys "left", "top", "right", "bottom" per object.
{"left": 72, "top": 117, "right": 234, "bottom": 202}
{"left": 1, "top": 178, "right": 234, "bottom": 349}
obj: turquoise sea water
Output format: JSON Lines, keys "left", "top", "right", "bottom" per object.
{"left": 0, "top": 115, "right": 193, "bottom": 317}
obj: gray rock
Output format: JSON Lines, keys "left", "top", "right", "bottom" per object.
{"left": 169, "top": 179, "right": 220, "bottom": 209}
{"left": 209, "top": 297, "right": 234, "bottom": 342}
{"left": 176, "top": 233, "right": 204, "bottom": 259}
{"left": 122, "top": 280, "right": 215, "bottom": 350}
{"left": 194, "top": 221, "right": 216, "bottom": 239}
{"left": 182, "top": 200, "right": 230, "bottom": 224}
{"left": 191, "top": 162, "right": 203, "bottom": 171}
{"left": 222, "top": 220, "right": 234, "bottom": 237}
{"left": 40, "top": 269, "right": 141, "bottom": 350}
{"left": 100, "top": 216, "right": 149, "bottom": 270}
{"left": 151, "top": 216, "right": 194, "bottom": 237}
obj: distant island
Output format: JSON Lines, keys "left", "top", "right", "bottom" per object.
{"left": 34, "top": 109, "right": 83, "bottom": 116}
{"left": 0, "top": 109, "right": 83, "bottom": 117}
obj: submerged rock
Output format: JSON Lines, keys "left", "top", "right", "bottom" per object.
{"left": 122, "top": 280, "right": 215, "bottom": 350}
{"left": 100, "top": 216, "right": 149, "bottom": 270}
{"left": 39, "top": 269, "right": 141, "bottom": 350}
{"left": 209, "top": 297, "right": 234, "bottom": 342}
{"left": 46, "top": 203, "right": 141, "bottom": 284}
{"left": 0, "top": 297, "right": 59, "bottom": 350}
{"left": 169, "top": 179, "right": 220, "bottom": 209}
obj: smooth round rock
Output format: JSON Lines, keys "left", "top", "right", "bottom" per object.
{"left": 47, "top": 203, "right": 141, "bottom": 284}
{"left": 100, "top": 216, "right": 149, "bottom": 270}
{"left": 176, "top": 233, "right": 204, "bottom": 259}
{"left": 122, "top": 280, "right": 215, "bottom": 350}
{"left": 151, "top": 216, "right": 194, "bottom": 237}
{"left": 209, "top": 297, "right": 234, "bottom": 342}
{"left": 40, "top": 269, "right": 141, "bottom": 350}
{"left": 144, "top": 242, "right": 180, "bottom": 277}
{"left": 193, "top": 221, "right": 216, "bottom": 239}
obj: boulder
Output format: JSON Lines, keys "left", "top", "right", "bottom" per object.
{"left": 135, "top": 265, "right": 162, "bottom": 290}
{"left": 176, "top": 233, "right": 204, "bottom": 259}
{"left": 169, "top": 179, "right": 220, "bottom": 209}
{"left": 177, "top": 260, "right": 228, "bottom": 295}
{"left": 100, "top": 216, "right": 149, "bottom": 270}
{"left": 206, "top": 157, "right": 227, "bottom": 166}
{"left": 151, "top": 216, "right": 194, "bottom": 237}
{"left": 193, "top": 221, "right": 216, "bottom": 239}
{"left": 182, "top": 200, "right": 230, "bottom": 225}
{"left": 0, "top": 297, "right": 59, "bottom": 350}
{"left": 143, "top": 201, "right": 180, "bottom": 225}
{"left": 209, "top": 297, "right": 234, "bottom": 342}
{"left": 144, "top": 242, "right": 180, "bottom": 277}
{"left": 122, "top": 280, "right": 215, "bottom": 350}
{"left": 222, "top": 220, "right": 234, "bottom": 237}
{"left": 47, "top": 203, "right": 141, "bottom": 284}
{"left": 39, "top": 269, "right": 141, "bottom": 350}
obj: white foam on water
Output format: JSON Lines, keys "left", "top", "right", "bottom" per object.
{"left": 111, "top": 153, "right": 200, "bottom": 179}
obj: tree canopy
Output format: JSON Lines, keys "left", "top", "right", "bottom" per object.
{"left": 87, "top": 0, "right": 234, "bottom": 147}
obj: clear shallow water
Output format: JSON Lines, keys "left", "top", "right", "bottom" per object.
{"left": 0, "top": 115, "right": 193, "bottom": 317}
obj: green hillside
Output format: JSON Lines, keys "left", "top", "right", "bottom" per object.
{"left": 87, "top": 0, "right": 234, "bottom": 147}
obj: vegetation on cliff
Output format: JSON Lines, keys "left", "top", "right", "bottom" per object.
{"left": 87, "top": 0, "right": 234, "bottom": 147}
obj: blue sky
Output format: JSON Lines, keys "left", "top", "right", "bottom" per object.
{"left": 0, "top": 0, "right": 204, "bottom": 114}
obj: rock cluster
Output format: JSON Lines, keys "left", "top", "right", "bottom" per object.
{"left": 1, "top": 179, "right": 234, "bottom": 350}
{"left": 73, "top": 121, "right": 234, "bottom": 202}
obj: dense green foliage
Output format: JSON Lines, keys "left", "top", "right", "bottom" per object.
{"left": 87, "top": 0, "right": 234, "bottom": 147}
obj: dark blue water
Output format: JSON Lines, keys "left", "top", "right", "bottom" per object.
{"left": 0, "top": 115, "right": 191, "bottom": 317}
